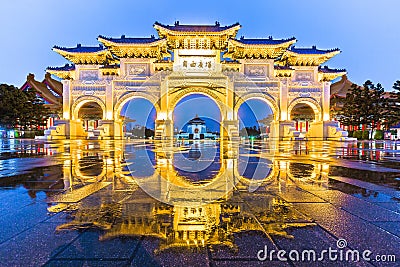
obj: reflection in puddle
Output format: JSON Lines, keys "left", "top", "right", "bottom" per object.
{"left": 0, "top": 139, "right": 399, "bottom": 257}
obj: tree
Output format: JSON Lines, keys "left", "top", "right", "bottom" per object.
{"left": 386, "top": 80, "right": 400, "bottom": 127}
{"left": 368, "top": 82, "right": 385, "bottom": 130}
{"left": 339, "top": 83, "right": 364, "bottom": 129}
{"left": 339, "top": 80, "right": 387, "bottom": 131}
{"left": 0, "top": 84, "right": 50, "bottom": 130}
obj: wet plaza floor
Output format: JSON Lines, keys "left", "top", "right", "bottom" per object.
{"left": 0, "top": 139, "right": 399, "bottom": 266}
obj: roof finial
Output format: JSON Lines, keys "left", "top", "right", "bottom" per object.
{"left": 174, "top": 20, "right": 179, "bottom": 26}
{"left": 77, "top": 43, "right": 81, "bottom": 48}
{"left": 312, "top": 45, "right": 316, "bottom": 49}
{"left": 215, "top": 21, "right": 220, "bottom": 26}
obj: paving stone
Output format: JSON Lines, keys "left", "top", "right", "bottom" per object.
{"left": 44, "top": 259, "right": 129, "bottom": 267}
{"left": 131, "top": 236, "right": 209, "bottom": 267}
{"left": 0, "top": 202, "right": 55, "bottom": 244}
{"left": 55, "top": 231, "right": 140, "bottom": 260}
{"left": 293, "top": 203, "right": 400, "bottom": 266}
{"left": 308, "top": 190, "right": 400, "bottom": 222}
{"left": 0, "top": 223, "right": 79, "bottom": 266}
{"left": 278, "top": 187, "right": 326, "bottom": 203}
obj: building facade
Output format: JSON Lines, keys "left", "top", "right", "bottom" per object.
{"left": 45, "top": 21, "right": 348, "bottom": 140}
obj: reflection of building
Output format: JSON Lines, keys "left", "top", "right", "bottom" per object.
{"left": 47, "top": 140, "right": 337, "bottom": 252}
{"left": 176, "top": 115, "right": 218, "bottom": 139}
{"left": 30, "top": 21, "right": 349, "bottom": 140}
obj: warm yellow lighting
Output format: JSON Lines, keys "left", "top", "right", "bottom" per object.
{"left": 281, "top": 111, "right": 288, "bottom": 121}
{"left": 107, "top": 111, "right": 113, "bottom": 120}
{"left": 158, "top": 112, "right": 168, "bottom": 120}
{"left": 63, "top": 111, "right": 70, "bottom": 120}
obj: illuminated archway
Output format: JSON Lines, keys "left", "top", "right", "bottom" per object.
{"left": 288, "top": 98, "right": 321, "bottom": 121}
{"left": 72, "top": 96, "right": 106, "bottom": 120}
{"left": 117, "top": 97, "right": 158, "bottom": 138}
{"left": 236, "top": 97, "right": 276, "bottom": 139}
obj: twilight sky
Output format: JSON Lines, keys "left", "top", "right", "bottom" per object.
{"left": 1, "top": 0, "right": 399, "bottom": 129}
{"left": 1, "top": 0, "right": 399, "bottom": 89}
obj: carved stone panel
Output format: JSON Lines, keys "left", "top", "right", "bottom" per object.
{"left": 244, "top": 64, "right": 268, "bottom": 77}
{"left": 294, "top": 71, "right": 313, "bottom": 82}
{"left": 125, "top": 63, "right": 149, "bottom": 78}
{"left": 79, "top": 70, "right": 99, "bottom": 81}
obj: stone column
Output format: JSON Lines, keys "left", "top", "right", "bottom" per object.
{"left": 62, "top": 80, "right": 71, "bottom": 120}
{"left": 103, "top": 82, "right": 114, "bottom": 139}
{"left": 279, "top": 79, "right": 289, "bottom": 121}
{"left": 322, "top": 81, "right": 331, "bottom": 121}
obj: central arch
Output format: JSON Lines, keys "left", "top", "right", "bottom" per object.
{"left": 168, "top": 87, "right": 226, "bottom": 119}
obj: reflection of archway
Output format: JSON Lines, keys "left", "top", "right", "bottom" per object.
{"left": 74, "top": 155, "right": 106, "bottom": 180}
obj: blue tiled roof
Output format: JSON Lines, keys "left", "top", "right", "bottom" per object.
{"left": 154, "top": 21, "right": 240, "bottom": 32}
{"left": 318, "top": 66, "right": 346, "bottom": 73}
{"left": 47, "top": 64, "right": 75, "bottom": 71}
{"left": 289, "top": 46, "right": 340, "bottom": 54}
{"left": 98, "top": 35, "right": 161, "bottom": 44}
{"left": 236, "top": 36, "right": 296, "bottom": 45}
{"left": 53, "top": 44, "right": 106, "bottom": 53}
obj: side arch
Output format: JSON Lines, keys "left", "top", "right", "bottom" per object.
{"left": 234, "top": 92, "right": 280, "bottom": 121}
{"left": 71, "top": 96, "right": 106, "bottom": 120}
{"left": 287, "top": 97, "right": 322, "bottom": 121}
{"left": 114, "top": 92, "right": 160, "bottom": 120}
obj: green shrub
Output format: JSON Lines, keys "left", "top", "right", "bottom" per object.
{"left": 353, "top": 130, "right": 362, "bottom": 139}
{"left": 362, "top": 130, "right": 370, "bottom": 140}
{"left": 374, "top": 130, "right": 384, "bottom": 140}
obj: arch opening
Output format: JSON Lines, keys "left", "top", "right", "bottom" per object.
{"left": 289, "top": 102, "right": 317, "bottom": 136}
{"left": 77, "top": 102, "right": 103, "bottom": 132}
{"left": 172, "top": 93, "right": 222, "bottom": 184}
{"left": 237, "top": 98, "right": 274, "bottom": 139}
{"left": 173, "top": 93, "right": 221, "bottom": 140}
{"left": 121, "top": 97, "right": 157, "bottom": 139}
